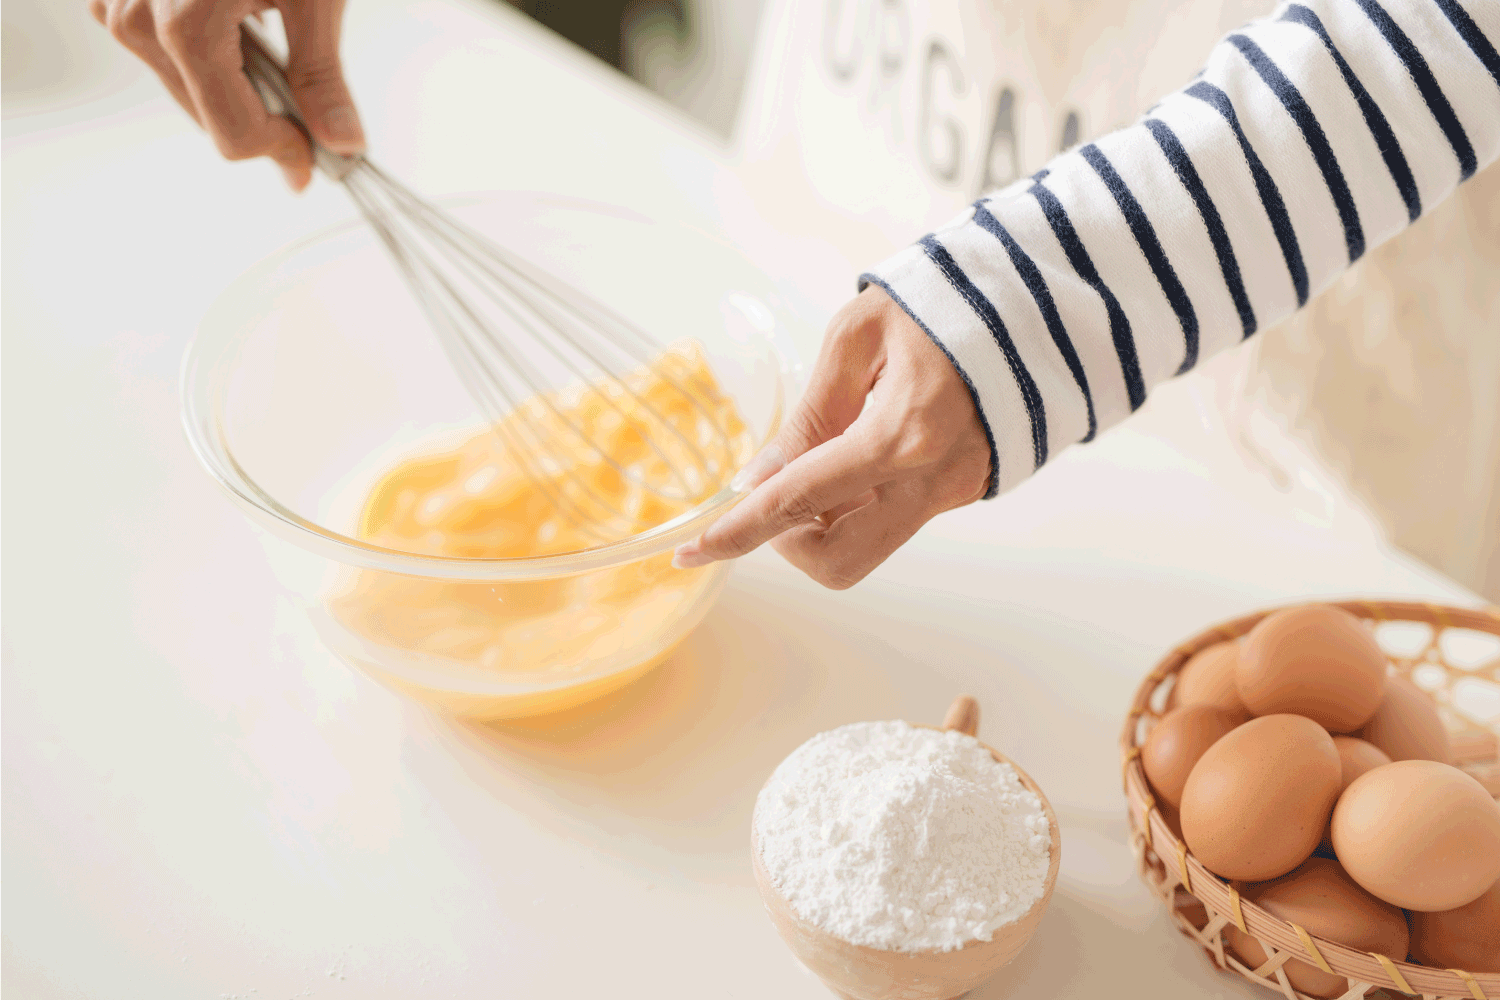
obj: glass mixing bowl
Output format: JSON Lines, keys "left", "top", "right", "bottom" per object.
{"left": 182, "top": 192, "right": 803, "bottom": 719}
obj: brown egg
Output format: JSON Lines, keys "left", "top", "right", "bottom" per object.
{"left": 1318, "top": 737, "right": 1392, "bottom": 854}
{"left": 1357, "top": 674, "right": 1453, "bottom": 764}
{"left": 1181, "top": 714, "right": 1341, "bottom": 881}
{"left": 1332, "top": 760, "right": 1500, "bottom": 911}
{"left": 1172, "top": 640, "right": 1249, "bottom": 718}
{"left": 1237, "top": 605, "right": 1387, "bottom": 732}
{"left": 1332, "top": 736, "right": 1393, "bottom": 789}
{"left": 1223, "top": 857, "right": 1408, "bottom": 999}
{"left": 1142, "top": 706, "right": 1242, "bottom": 809}
{"left": 1410, "top": 876, "right": 1500, "bottom": 972}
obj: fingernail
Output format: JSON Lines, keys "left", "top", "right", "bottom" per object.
{"left": 730, "top": 444, "right": 785, "bottom": 493}
{"left": 281, "top": 164, "right": 309, "bottom": 193}
{"left": 322, "top": 106, "right": 366, "bottom": 153}
{"left": 672, "top": 542, "right": 713, "bottom": 570}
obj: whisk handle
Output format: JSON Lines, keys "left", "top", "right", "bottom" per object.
{"left": 239, "top": 21, "right": 362, "bottom": 182}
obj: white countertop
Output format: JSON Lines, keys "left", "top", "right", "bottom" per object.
{"left": 2, "top": 1, "right": 1482, "bottom": 997}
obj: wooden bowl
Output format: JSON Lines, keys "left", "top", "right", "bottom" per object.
{"left": 1122, "top": 600, "right": 1500, "bottom": 1000}
{"left": 752, "top": 697, "right": 1062, "bottom": 1000}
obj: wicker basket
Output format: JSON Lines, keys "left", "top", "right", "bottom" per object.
{"left": 1122, "top": 600, "right": 1500, "bottom": 1000}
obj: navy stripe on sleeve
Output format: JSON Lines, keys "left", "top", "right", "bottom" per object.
{"left": 1142, "top": 117, "right": 1257, "bottom": 339}
{"left": 1353, "top": 0, "right": 1477, "bottom": 178}
{"left": 1432, "top": 0, "right": 1500, "bottom": 92}
{"left": 1187, "top": 80, "right": 1310, "bottom": 307}
{"left": 972, "top": 202, "right": 1099, "bottom": 440}
{"left": 857, "top": 272, "right": 1001, "bottom": 499}
{"left": 1027, "top": 181, "right": 1147, "bottom": 410}
{"left": 920, "top": 236, "right": 1048, "bottom": 469}
{"left": 1228, "top": 33, "right": 1365, "bottom": 263}
{"left": 1079, "top": 143, "right": 1201, "bottom": 373}
{"left": 1279, "top": 3, "right": 1421, "bottom": 222}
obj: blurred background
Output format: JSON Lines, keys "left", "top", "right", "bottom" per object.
{"left": 501, "top": 0, "right": 765, "bottom": 138}
{"left": 5, "top": 0, "right": 1496, "bottom": 604}
{"left": 0, "top": 0, "right": 767, "bottom": 136}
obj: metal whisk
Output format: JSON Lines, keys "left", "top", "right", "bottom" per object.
{"left": 240, "top": 22, "right": 738, "bottom": 544}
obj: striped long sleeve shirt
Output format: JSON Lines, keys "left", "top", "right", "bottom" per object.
{"left": 860, "top": 0, "right": 1500, "bottom": 500}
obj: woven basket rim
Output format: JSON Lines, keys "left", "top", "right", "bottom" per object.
{"left": 1121, "top": 598, "right": 1500, "bottom": 999}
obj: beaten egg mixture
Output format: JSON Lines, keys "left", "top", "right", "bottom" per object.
{"left": 325, "top": 341, "right": 754, "bottom": 709}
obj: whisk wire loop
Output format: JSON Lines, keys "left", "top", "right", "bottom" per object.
{"left": 240, "top": 21, "right": 743, "bottom": 545}
{"left": 344, "top": 165, "right": 727, "bottom": 535}
{"left": 364, "top": 162, "right": 737, "bottom": 493}
{"left": 371, "top": 171, "right": 702, "bottom": 499}
{"left": 343, "top": 167, "right": 649, "bottom": 542}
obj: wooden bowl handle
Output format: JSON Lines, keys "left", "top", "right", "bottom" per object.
{"left": 943, "top": 695, "right": 980, "bottom": 737}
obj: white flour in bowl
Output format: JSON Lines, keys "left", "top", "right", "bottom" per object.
{"left": 753, "top": 720, "right": 1052, "bottom": 953}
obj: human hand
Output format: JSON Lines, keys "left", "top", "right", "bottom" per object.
{"left": 89, "top": 0, "right": 364, "bottom": 191}
{"left": 672, "top": 284, "right": 992, "bottom": 589}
